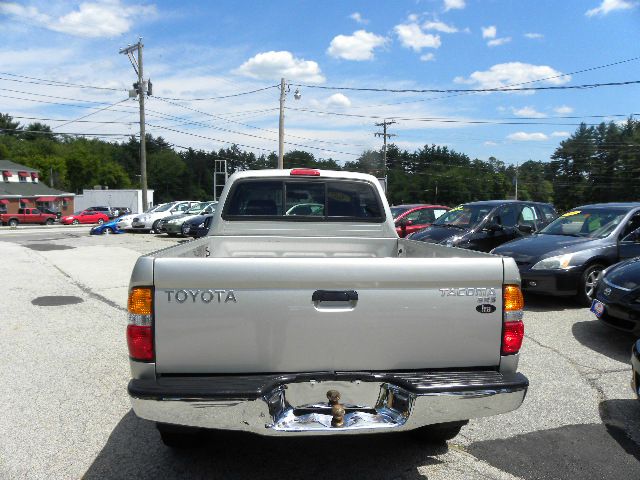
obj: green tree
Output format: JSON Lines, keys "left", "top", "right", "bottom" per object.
{"left": 0, "top": 113, "right": 21, "bottom": 135}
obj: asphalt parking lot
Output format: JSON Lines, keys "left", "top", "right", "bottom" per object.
{"left": 1, "top": 225, "right": 639, "bottom": 479}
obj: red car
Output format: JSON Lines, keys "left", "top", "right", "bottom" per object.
{"left": 61, "top": 210, "right": 110, "bottom": 225}
{"left": 391, "top": 204, "right": 450, "bottom": 237}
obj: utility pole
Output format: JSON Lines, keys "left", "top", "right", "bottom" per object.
{"left": 277, "top": 78, "right": 301, "bottom": 169}
{"left": 120, "top": 38, "right": 149, "bottom": 210}
{"left": 514, "top": 162, "right": 519, "bottom": 200}
{"left": 374, "top": 120, "right": 397, "bottom": 191}
{"left": 278, "top": 78, "right": 287, "bottom": 169}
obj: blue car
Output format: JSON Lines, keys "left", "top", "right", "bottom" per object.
{"left": 181, "top": 214, "right": 214, "bottom": 238}
{"left": 90, "top": 217, "right": 125, "bottom": 235}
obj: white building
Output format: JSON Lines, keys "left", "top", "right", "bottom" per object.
{"left": 74, "top": 188, "right": 154, "bottom": 214}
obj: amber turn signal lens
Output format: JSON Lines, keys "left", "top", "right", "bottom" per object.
{"left": 128, "top": 287, "right": 153, "bottom": 315}
{"left": 503, "top": 285, "right": 524, "bottom": 311}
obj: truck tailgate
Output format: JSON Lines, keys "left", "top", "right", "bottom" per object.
{"left": 153, "top": 257, "right": 505, "bottom": 374}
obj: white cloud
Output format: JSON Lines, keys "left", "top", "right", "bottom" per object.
{"left": 487, "top": 37, "right": 511, "bottom": 47}
{"left": 551, "top": 131, "right": 570, "bottom": 137}
{"left": 524, "top": 32, "right": 544, "bottom": 39}
{"left": 507, "top": 132, "right": 548, "bottom": 141}
{"left": 444, "top": 0, "right": 466, "bottom": 11}
{"left": 0, "top": 3, "right": 49, "bottom": 23}
{"left": 0, "top": 47, "right": 75, "bottom": 67}
{"left": 423, "top": 21, "right": 458, "bottom": 33}
{"left": 327, "top": 30, "right": 387, "bottom": 61}
{"left": 235, "top": 51, "right": 325, "bottom": 83}
{"left": 454, "top": 62, "right": 571, "bottom": 90}
{"left": 0, "top": 1, "right": 156, "bottom": 38}
{"left": 394, "top": 23, "right": 441, "bottom": 52}
{"left": 512, "top": 106, "right": 546, "bottom": 118}
{"left": 482, "top": 25, "right": 497, "bottom": 39}
{"left": 554, "top": 105, "right": 574, "bottom": 114}
{"left": 586, "top": 0, "right": 636, "bottom": 16}
{"left": 326, "top": 93, "right": 351, "bottom": 108}
{"left": 349, "top": 12, "right": 368, "bottom": 24}
{"left": 420, "top": 53, "right": 435, "bottom": 62}
{"left": 484, "top": 141, "right": 498, "bottom": 146}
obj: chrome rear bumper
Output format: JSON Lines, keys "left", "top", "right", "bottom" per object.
{"left": 129, "top": 370, "right": 528, "bottom": 436}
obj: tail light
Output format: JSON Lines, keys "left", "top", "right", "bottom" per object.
{"left": 127, "top": 287, "right": 154, "bottom": 361}
{"left": 502, "top": 285, "right": 524, "bottom": 355}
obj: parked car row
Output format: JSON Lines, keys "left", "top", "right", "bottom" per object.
{"left": 399, "top": 200, "right": 640, "bottom": 308}
{"left": 396, "top": 200, "right": 640, "bottom": 401}
{"left": 156, "top": 201, "right": 217, "bottom": 237}
{"left": 88, "top": 200, "right": 219, "bottom": 237}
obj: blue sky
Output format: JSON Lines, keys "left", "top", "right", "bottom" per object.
{"left": 1, "top": 0, "right": 639, "bottom": 165}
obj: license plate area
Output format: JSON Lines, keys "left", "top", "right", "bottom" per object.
{"left": 264, "top": 382, "right": 414, "bottom": 432}
{"left": 591, "top": 299, "right": 605, "bottom": 318}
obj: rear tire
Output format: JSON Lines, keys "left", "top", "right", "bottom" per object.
{"left": 577, "top": 263, "right": 605, "bottom": 307}
{"left": 156, "top": 423, "right": 202, "bottom": 449}
{"left": 151, "top": 220, "right": 161, "bottom": 234}
{"left": 410, "top": 420, "right": 468, "bottom": 443}
{"left": 72, "top": 219, "right": 79, "bottom": 225}
{"left": 45, "top": 218, "right": 54, "bottom": 225}
{"left": 97, "top": 218, "right": 104, "bottom": 225}
{"left": 8, "top": 218, "right": 18, "bottom": 227}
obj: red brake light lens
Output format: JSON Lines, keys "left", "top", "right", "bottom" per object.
{"left": 127, "top": 325, "right": 154, "bottom": 361}
{"left": 127, "top": 287, "right": 154, "bottom": 361}
{"left": 290, "top": 168, "right": 320, "bottom": 176}
{"left": 501, "top": 321, "right": 524, "bottom": 355}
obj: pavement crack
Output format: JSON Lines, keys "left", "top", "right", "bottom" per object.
{"left": 49, "top": 264, "right": 127, "bottom": 313}
{"left": 524, "top": 334, "right": 599, "bottom": 372}
{"left": 526, "top": 334, "right": 640, "bottom": 455}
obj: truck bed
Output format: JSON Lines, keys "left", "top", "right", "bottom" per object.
{"left": 138, "top": 237, "right": 507, "bottom": 374}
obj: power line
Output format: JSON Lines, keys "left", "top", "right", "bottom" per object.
{"left": 10, "top": 114, "right": 136, "bottom": 125}
{"left": 147, "top": 123, "right": 358, "bottom": 157}
{"left": 0, "top": 93, "right": 139, "bottom": 111}
{"left": 291, "top": 79, "right": 640, "bottom": 94}
{"left": 285, "top": 106, "right": 623, "bottom": 126}
{"left": 154, "top": 84, "right": 278, "bottom": 101}
{"left": 152, "top": 97, "right": 367, "bottom": 148}
{"left": 0, "top": 71, "right": 123, "bottom": 91}
{"left": 144, "top": 100, "right": 366, "bottom": 154}
{"left": 0, "top": 87, "right": 121, "bottom": 105}
{"left": 349, "top": 56, "right": 640, "bottom": 109}
{"left": 52, "top": 99, "right": 131, "bottom": 130}
{"left": 146, "top": 124, "right": 276, "bottom": 153}
{"left": 0, "top": 126, "right": 135, "bottom": 137}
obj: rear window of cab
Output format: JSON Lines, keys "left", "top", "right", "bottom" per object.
{"left": 222, "top": 179, "right": 385, "bottom": 222}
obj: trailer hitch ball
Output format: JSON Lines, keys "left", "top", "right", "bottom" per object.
{"left": 327, "top": 389, "right": 345, "bottom": 428}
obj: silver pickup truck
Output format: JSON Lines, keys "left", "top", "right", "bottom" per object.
{"left": 126, "top": 169, "right": 528, "bottom": 447}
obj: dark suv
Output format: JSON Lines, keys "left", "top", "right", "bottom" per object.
{"left": 407, "top": 200, "right": 557, "bottom": 252}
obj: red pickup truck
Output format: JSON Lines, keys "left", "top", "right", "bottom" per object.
{"left": 0, "top": 208, "right": 57, "bottom": 227}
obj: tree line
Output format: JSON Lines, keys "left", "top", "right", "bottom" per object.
{"left": 1, "top": 112, "right": 638, "bottom": 211}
